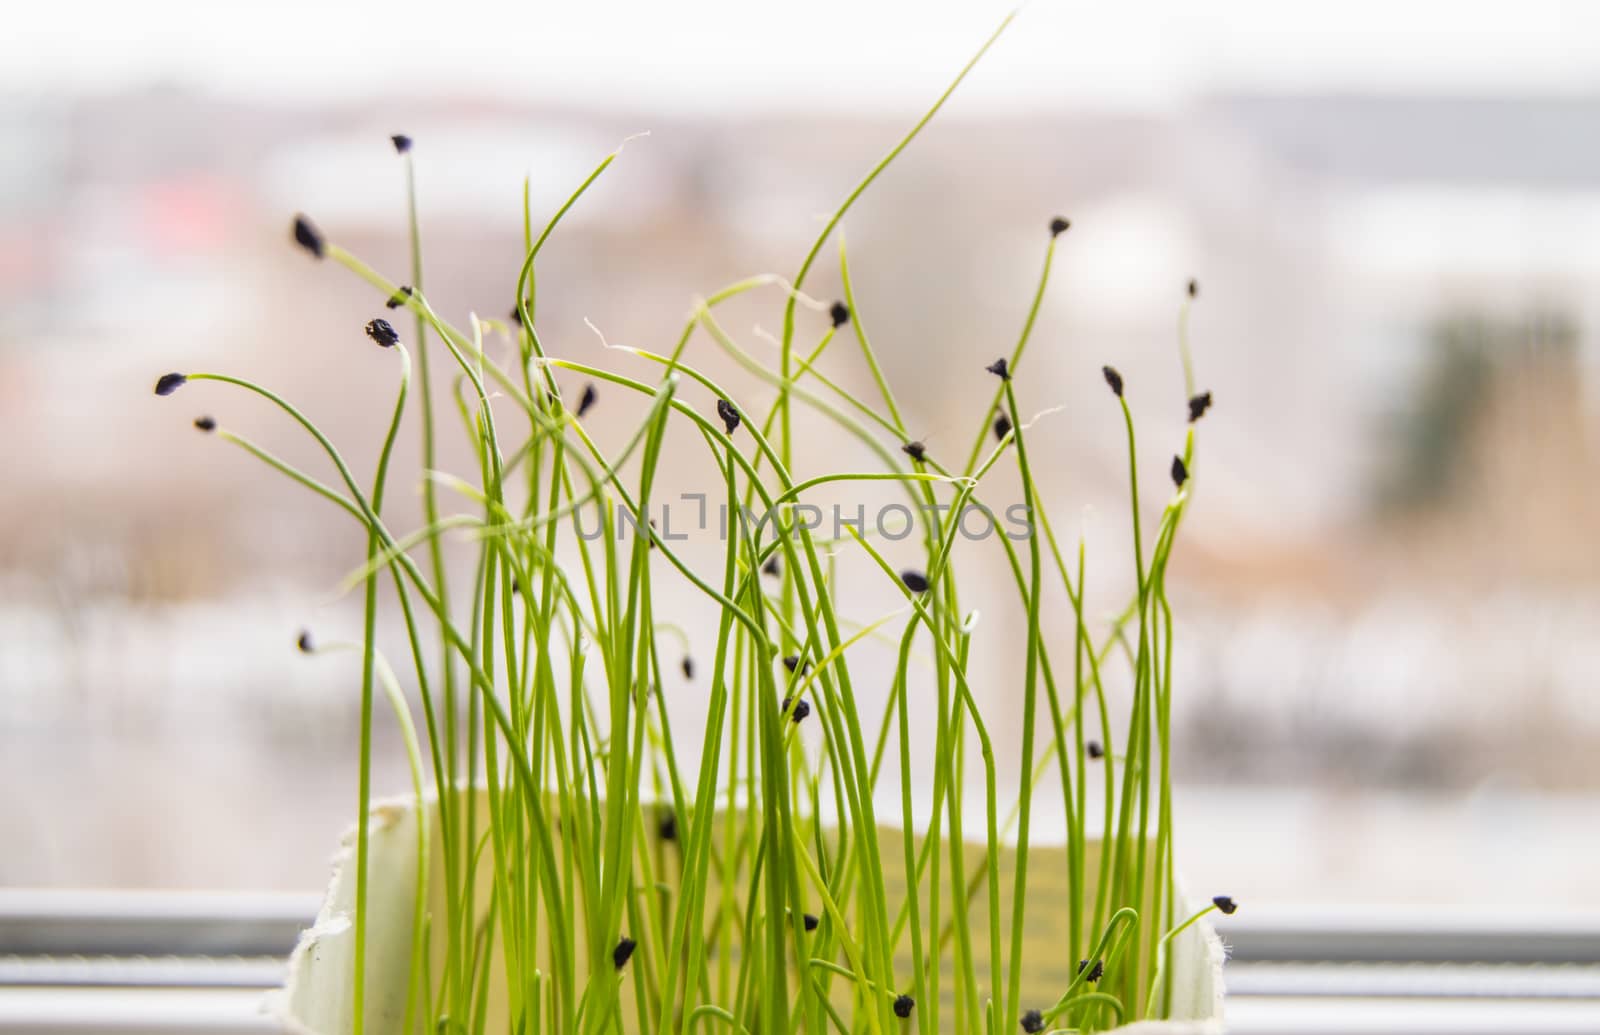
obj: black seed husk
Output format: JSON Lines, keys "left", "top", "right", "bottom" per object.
{"left": 292, "top": 214, "right": 325, "bottom": 258}
{"left": 365, "top": 318, "right": 399, "bottom": 348}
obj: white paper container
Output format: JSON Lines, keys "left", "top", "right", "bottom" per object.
{"left": 271, "top": 792, "right": 1224, "bottom": 1033}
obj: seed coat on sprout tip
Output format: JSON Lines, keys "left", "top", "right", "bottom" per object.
{"left": 993, "top": 413, "right": 1012, "bottom": 442}
{"left": 829, "top": 301, "right": 850, "bottom": 327}
{"left": 386, "top": 286, "right": 412, "bottom": 309}
{"left": 390, "top": 133, "right": 412, "bottom": 154}
{"left": 193, "top": 416, "right": 216, "bottom": 432}
{"left": 902, "top": 440, "right": 927, "bottom": 462}
{"left": 893, "top": 994, "right": 915, "bottom": 1019}
{"left": 1171, "top": 455, "right": 1188, "bottom": 489}
{"left": 1188, "top": 391, "right": 1213, "bottom": 423}
{"left": 1102, "top": 365, "right": 1124, "bottom": 397}
{"left": 1212, "top": 895, "right": 1237, "bottom": 915}
{"left": 716, "top": 398, "right": 741, "bottom": 434}
{"left": 781, "top": 696, "right": 811, "bottom": 723}
{"left": 1087, "top": 740, "right": 1104, "bottom": 760}
{"left": 577, "top": 383, "right": 598, "bottom": 418}
{"left": 296, "top": 630, "right": 314, "bottom": 654}
{"left": 900, "top": 570, "right": 929, "bottom": 594}
{"left": 985, "top": 357, "right": 1011, "bottom": 381}
{"left": 1049, "top": 215, "right": 1070, "bottom": 237}
{"left": 1021, "top": 1008, "right": 1044, "bottom": 1034}
{"left": 612, "top": 936, "right": 636, "bottom": 969}
{"left": 292, "top": 214, "right": 325, "bottom": 259}
{"left": 802, "top": 913, "right": 819, "bottom": 932}
{"left": 365, "top": 318, "right": 399, "bottom": 348}
{"left": 154, "top": 373, "right": 187, "bottom": 396}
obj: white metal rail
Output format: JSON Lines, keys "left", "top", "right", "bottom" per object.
{"left": 2, "top": 892, "right": 1599, "bottom": 1033}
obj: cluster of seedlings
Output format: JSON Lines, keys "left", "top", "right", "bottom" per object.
{"left": 157, "top": 13, "right": 1233, "bottom": 1035}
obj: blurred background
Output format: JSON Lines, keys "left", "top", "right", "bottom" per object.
{"left": 4, "top": 0, "right": 1600, "bottom": 920}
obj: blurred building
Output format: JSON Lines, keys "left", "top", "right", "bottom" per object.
{"left": 3, "top": 85, "right": 1599, "bottom": 890}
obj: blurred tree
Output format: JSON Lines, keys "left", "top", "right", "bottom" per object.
{"left": 1376, "top": 308, "right": 1577, "bottom": 512}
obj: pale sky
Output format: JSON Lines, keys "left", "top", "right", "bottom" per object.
{"left": 6, "top": 1, "right": 1600, "bottom": 112}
